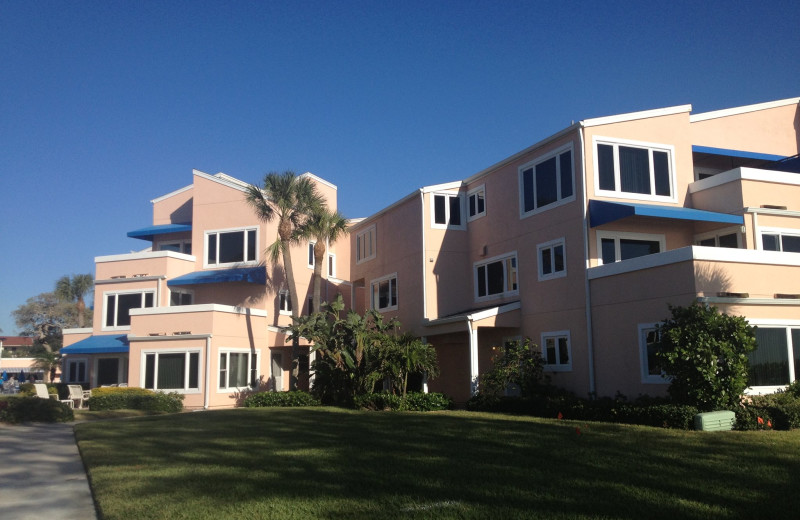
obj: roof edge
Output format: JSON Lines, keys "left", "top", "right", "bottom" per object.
{"left": 582, "top": 104, "right": 692, "bottom": 128}
{"left": 690, "top": 96, "right": 800, "bottom": 123}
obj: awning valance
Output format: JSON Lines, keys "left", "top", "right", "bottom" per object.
{"left": 692, "top": 145, "right": 786, "bottom": 162}
{"left": 61, "top": 335, "right": 130, "bottom": 355}
{"left": 127, "top": 223, "right": 192, "bottom": 241}
{"left": 167, "top": 266, "right": 267, "bottom": 287}
{"left": 589, "top": 200, "right": 744, "bottom": 228}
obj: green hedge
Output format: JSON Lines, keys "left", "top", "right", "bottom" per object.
{"left": 0, "top": 396, "right": 74, "bottom": 423}
{"left": 354, "top": 392, "right": 453, "bottom": 412}
{"left": 734, "top": 392, "right": 800, "bottom": 431}
{"left": 88, "top": 387, "right": 184, "bottom": 413}
{"left": 242, "top": 391, "right": 321, "bottom": 408}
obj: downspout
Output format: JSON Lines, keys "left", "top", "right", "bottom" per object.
{"left": 466, "top": 318, "right": 479, "bottom": 396}
{"left": 204, "top": 336, "right": 212, "bottom": 409}
{"left": 420, "top": 189, "right": 428, "bottom": 320}
{"left": 580, "top": 125, "right": 597, "bottom": 397}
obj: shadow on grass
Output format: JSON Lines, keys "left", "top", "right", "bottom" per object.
{"left": 76, "top": 408, "right": 800, "bottom": 520}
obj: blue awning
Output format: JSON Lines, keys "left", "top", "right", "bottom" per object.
{"left": 127, "top": 223, "right": 192, "bottom": 241}
{"left": 61, "top": 335, "right": 129, "bottom": 355}
{"left": 167, "top": 266, "right": 267, "bottom": 286}
{"left": 589, "top": 200, "right": 744, "bottom": 228}
{"left": 692, "top": 146, "right": 786, "bottom": 162}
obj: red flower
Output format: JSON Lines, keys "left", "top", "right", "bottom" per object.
{"left": 757, "top": 416, "right": 764, "bottom": 425}
{"left": 557, "top": 412, "right": 563, "bottom": 420}
{"left": 768, "top": 420, "right": 773, "bottom": 428}
{"left": 575, "top": 427, "right": 581, "bottom": 435}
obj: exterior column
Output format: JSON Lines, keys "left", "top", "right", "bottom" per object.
{"left": 468, "top": 323, "right": 479, "bottom": 396}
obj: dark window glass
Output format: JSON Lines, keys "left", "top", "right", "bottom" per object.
{"left": 535, "top": 156, "right": 558, "bottom": 208}
{"left": 783, "top": 236, "right": 800, "bottom": 253}
{"left": 486, "top": 261, "right": 504, "bottom": 295}
{"left": 116, "top": 293, "right": 141, "bottom": 327}
{"left": 619, "top": 146, "right": 651, "bottom": 194}
{"left": 219, "top": 353, "right": 227, "bottom": 387}
{"left": 449, "top": 195, "right": 461, "bottom": 225}
{"left": 477, "top": 265, "right": 487, "bottom": 297}
{"left": 247, "top": 230, "right": 257, "bottom": 261}
{"left": 554, "top": 245, "right": 564, "bottom": 272}
{"left": 718, "top": 233, "right": 738, "bottom": 248}
{"left": 793, "top": 329, "right": 800, "bottom": 386}
{"left": 230, "top": 353, "right": 247, "bottom": 388}
{"left": 144, "top": 354, "right": 155, "bottom": 389}
{"left": 558, "top": 337, "right": 569, "bottom": 365}
{"left": 522, "top": 168, "right": 535, "bottom": 212}
{"left": 645, "top": 330, "right": 662, "bottom": 377}
{"left": 597, "top": 144, "right": 616, "bottom": 191}
{"left": 219, "top": 231, "right": 244, "bottom": 264}
{"left": 157, "top": 353, "right": 185, "bottom": 389}
{"left": 762, "top": 234, "right": 780, "bottom": 251}
{"left": 699, "top": 238, "right": 716, "bottom": 247}
{"left": 207, "top": 234, "right": 217, "bottom": 264}
{"left": 144, "top": 293, "right": 154, "bottom": 307}
{"left": 560, "top": 152, "right": 573, "bottom": 199}
{"left": 546, "top": 338, "right": 556, "bottom": 365}
{"left": 469, "top": 195, "right": 476, "bottom": 216}
{"left": 189, "top": 353, "right": 199, "bottom": 389}
{"left": 601, "top": 238, "right": 616, "bottom": 264}
{"left": 308, "top": 243, "right": 315, "bottom": 266}
{"left": 105, "top": 295, "right": 116, "bottom": 327}
{"left": 653, "top": 151, "right": 670, "bottom": 196}
{"left": 619, "top": 239, "right": 660, "bottom": 260}
{"left": 749, "top": 328, "right": 790, "bottom": 386}
{"left": 541, "top": 248, "right": 552, "bottom": 275}
{"left": 434, "top": 195, "right": 446, "bottom": 224}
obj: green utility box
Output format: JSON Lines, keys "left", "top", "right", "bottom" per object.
{"left": 694, "top": 410, "right": 736, "bottom": 431}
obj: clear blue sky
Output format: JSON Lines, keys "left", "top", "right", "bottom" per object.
{"left": 1, "top": 0, "right": 799, "bottom": 335}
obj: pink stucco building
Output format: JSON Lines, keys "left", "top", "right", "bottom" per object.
{"left": 62, "top": 96, "right": 800, "bottom": 407}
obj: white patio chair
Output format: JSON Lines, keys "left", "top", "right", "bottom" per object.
{"left": 34, "top": 383, "right": 74, "bottom": 408}
{"left": 67, "top": 385, "right": 87, "bottom": 409}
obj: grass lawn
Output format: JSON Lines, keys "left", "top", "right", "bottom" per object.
{"left": 76, "top": 407, "right": 800, "bottom": 520}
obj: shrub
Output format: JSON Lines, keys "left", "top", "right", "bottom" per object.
{"left": 479, "top": 338, "right": 545, "bottom": 399}
{"left": 243, "top": 391, "right": 321, "bottom": 408}
{"left": 0, "top": 396, "right": 74, "bottom": 423}
{"left": 354, "top": 392, "right": 453, "bottom": 411}
{"left": 89, "top": 387, "right": 184, "bottom": 413}
{"left": 735, "top": 392, "right": 800, "bottom": 431}
{"left": 355, "top": 392, "right": 403, "bottom": 411}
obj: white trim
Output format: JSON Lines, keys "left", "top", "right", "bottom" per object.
{"left": 693, "top": 227, "right": 742, "bottom": 249}
{"left": 193, "top": 169, "right": 250, "bottom": 193}
{"left": 300, "top": 171, "right": 338, "bottom": 191}
{"left": 278, "top": 290, "right": 292, "bottom": 315}
{"left": 541, "top": 330, "right": 572, "bottom": 372}
{"left": 151, "top": 184, "right": 193, "bottom": 204}
{"left": 595, "top": 230, "right": 666, "bottom": 265}
{"left": 473, "top": 251, "right": 519, "bottom": 302}
{"left": 130, "top": 304, "right": 267, "bottom": 317}
{"left": 537, "top": 237, "right": 567, "bottom": 281}
{"left": 638, "top": 323, "right": 667, "bottom": 384}
{"left": 204, "top": 226, "right": 259, "bottom": 268}
{"left": 95, "top": 275, "right": 166, "bottom": 285}
{"left": 307, "top": 241, "right": 316, "bottom": 269}
{"left": 370, "top": 272, "right": 398, "bottom": 312}
{"left": 355, "top": 224, "right": 376, "bottom": 264}
{"left": 689, "top": 167, "right": 800, "bottom": 193}
{"left": 128, "top": 333, "right": 212, "bottom": 341}
{"left": 699, "top": 297, "right": 800, "bottom": 306}
{"left": 430, "top": 191, "right": 466, "bottom": 230}
{"left": 422, "top": 301, "right": 522, "bottom": 327}
{"left": 744, "top": 320, "right": 800, "bottom": 394}
{"left": 689, "top": 97, "right": 800, "bottom": 123}
{"left": 64, "top": 358, "right": 88, "bottom": 384}
{"left": 168, "top": 287, "right": 194, "bottom": 307}
{"left": 518, "top": 143, "right": 576, "bottom": 219}
{"left": 582, "top": 104, "right": 692, "bottom": 127}
{"left": 421, "top": 181, "right": 463, "bottom": 193}
{"left": 140, "top": 348, "right": 203, "bottom": 394}
{"left": 102, "top": 289, "right": 157, "bottom": 331}
{"left": 467, "top": 184, "right": 486, "bottom": 222}
{"left": 592, "top": 136, "right": 677, "bottom": 202}
{"left": 63, "top": 328, "right": 93, "bottom": 335}
{"left": 155, "top": 238, "right": 192, "bottom": 255}
{"left": 95, "top": 251, "right": 195, "bottom": 263}
{"left": 217, "top": 348, "right": 261, "bottom": 393}
{"left": 757, "top": 227, "right": 800, "bottom": 252}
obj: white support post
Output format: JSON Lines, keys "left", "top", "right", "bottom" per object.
{"left": 468, "top": 323, "right": 479, "bottom": 396}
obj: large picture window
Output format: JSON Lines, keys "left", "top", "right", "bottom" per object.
{"left": 597, "top": 231, "right": 665, "bottom": 265}
{"left": 371, "top": 274, "right": 398, "bottom": 311}
{"left": 104, "top": 291, "right": 155, "bottom": 329}
{"left": 219, "top": 350, "right": 259, "bottom": 390}
{"left": 748, "top": 326, "right": 800, "bottom": 388}
{"left": 520, "top": 145, "right": 574, "bottom": 217}
{"left": 143, "top": 351, "right": 200, "bottom": 392}
{"left": 206, "top": 228, "right": 257, "bottom": 267}
{"left": 595, "top": 138, "right": 674, "bottom": 200}
{"left": 475, "top": 252, "right": 518, "bottom": 300}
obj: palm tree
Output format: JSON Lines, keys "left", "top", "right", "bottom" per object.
{"left": 55, "top": 274, "right": 94, "bottom": 328}
{"left": 245, "top": 171, "right": 324, "bottom": 390}
{"left": 32, "top": 350, "right": 62, "bottom": 383}
{"left": 300, "top": 208, "right": 349, "bottom": 314}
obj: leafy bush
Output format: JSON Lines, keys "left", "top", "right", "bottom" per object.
{"left": 243, "top": 391, "right": 321, "bottom": 408}
{"left": 89, "top": 387, "right": 184, "bottom": 413}
{"left": 479, "top": 338, "right": 545, "bottom": 398}
{"left": 735, "top": 392, "right": 800, "bottom": 431}
{"left": 0, "top": 396, "right": 74, "bottom": 423}
{"left": 355, "top": 392, "right": 453, "bottom": 411}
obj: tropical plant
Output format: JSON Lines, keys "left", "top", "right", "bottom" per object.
{"left": 245, "top": 171, "right": 325, "bottom": 390}
{"left": 655, "top": 301, "right": 757, "bottom": 411}
{"left": 477, "top": 338, "right": 544, "bottom": 399}
{"left": 55, "top": 274, "right": 94, "bottom": 328}
{"left": 32, "top": 349, "right": 62, "bottom": 383}
{"left": 299, "top": 207, "right": 349, "bottom": 313}
{"left": 380, "top": 333, "right": 440, "bottom": 397}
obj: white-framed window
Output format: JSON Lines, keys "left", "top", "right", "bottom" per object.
{"left": 694, "top": 228, "right": 741, "bottom": 249}
{"left": 467, "top": 185, "right": 486, "bottom": 221}
{"left": 760, "top": 229, "right": 800, "bottom": 253}
{"left": 431, "top": 192, "right": 465, "bottom": 229}
{"left": 103, "top": 290, "right": 156, "bottom": 329}
{"left": 638, "top": 323, "right": 666, "bottom": 384}
{"left": 219, "top": 349, "right": 259, "bottom": 391}
{"left": 594, "top": 137, "right": 676, "bottom": 201}
{"left": 169, "top": 289, "right": 193, "bottom": 306}
{"left": 65, "top": 359, "right": 87, "bottom": 383}
{"left": 143, "top": 350, "right": 201, "bottom": 393}
{"left": 205, "top": 227, "right": 258, "bottom": 267}
{"left": 356, "top": 225, "right": 376, "bottom": 264}
{"left": 596, "top": 231, "right": 665, "bottom": 265}
{"left": 158, "top": 240, "right": 192, "bottom": 255}
{"left": 328, "top": 253, "right": 336, "bottom": 278}
{"left": 474, "top": 252, "right": 518, "bottom": 300}
{"left": 371, "top": 273, "right": 398, "bottom": 311}
{"left": 538, "top": 238, "right": 566, "bottom": 281}
{"left": 519, "top": 144, "right": 575, "bottom": 217}
{"left": 307, "top": 296, "right": 314, "bottom": 316}
{"left": 747, "top": 321, "right": 800, "bottom": 390}
{"left": 308, "top": 241, "right": 316, "bottom": 268}
{"left": 542, "top": 331, "right": 571, "bottom": 371}
{"left": 279, "top": 290, "right": 292, "bottom": 315}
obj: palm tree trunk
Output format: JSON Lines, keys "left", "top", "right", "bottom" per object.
{"left": 281, "top": 243, "right": 301, "bottom": 391}
{"left": 312, "top": 241, "right": 326, "bottom": 313}
{"left": 77, "top": 298, "right": 86, "bottom": 328}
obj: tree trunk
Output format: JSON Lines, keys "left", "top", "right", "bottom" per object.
{"left": 281, "top": 242, "right": 301, "bottom": 391}
{"left": 77, "top": 298, "right": 86, "bottom": 328}
{"left": 312, "top": 241, "right": 326, "bottom": 313}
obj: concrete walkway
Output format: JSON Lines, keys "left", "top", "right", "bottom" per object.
{"left": 0, "top": 422, "right": 98, "bottom": 520}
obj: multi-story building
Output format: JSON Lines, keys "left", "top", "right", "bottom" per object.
{"left": 61, "top": 170, "right": 350, "bottom": 409}
{"left": 62, "top": 96, "right": 800, "bottom": 407}
{"left": 349, "top": 96, "right": 800, "bottom": 403}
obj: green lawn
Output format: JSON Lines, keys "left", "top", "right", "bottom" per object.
{"left": 75, "top": 408, "right": 800, "bottom": 520}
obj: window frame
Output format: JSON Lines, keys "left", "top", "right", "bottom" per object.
{"left": 279, "top": 290, "right": 292, "bottom": 316}
{"left": 157, "top": 240, "right": 192, "bottom": 255}
{"left": 474, "top": 251, "right": 519, "bottom": 302}
{"left": 328, "top": 253, "right": 336, "bottom": 278}
{"left": 430, "top": 191, "right": 466, "bottom": 230}
{"left": 204, "top": 226, "right": 259, "bottom": 268}
{"left": 638, "top": 323, "right": 668, "bottom": 384}
{"left": 746, "top": 320, "right": 800, "bottom": 393}
{"left": 356, "top": 225, "right": 376, "bottom": 264}
{"left": 538, "top": 238, "right": 567, "bottom": 281}
{"left": 65, "top": 358, "right": 88, "bottom": 383}
{"left": 370, "top": 273, "right": 398, "bottom": 312}
{"left": 308, "top": 241, "right": 316, "bottom": 269}
{"left": 593, "top": 136, "right": 677, "bottom": 202}
{"left": 102, "top": 289, "right": 156, "bottom": 331}
{"left": 541, "top": 330, "right": 572, "bottom": 372}
{"left": 519, "top": 143, "right": 575, "bottom": 218}
{"left": 141, "top": 349, "right": 202, "bottom": 394}
{"left": 169, "top": 288, "right": 194, "bottom": 307}
{"left": 758, "top": 228, "right": 800, "bottom": 253}
{"left": 694, "top": 227, "right": 742, "bottom": 249}
{"left": 218, "top": 348, "right": 260, "bottom": 392}
{"left": 596, "top": 230, "right": 666, "bottom": 265}
{"left": 467, "top": 184, "right": 486, "bottom": 222}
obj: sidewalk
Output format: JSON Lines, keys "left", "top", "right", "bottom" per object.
{"left": 0, "top": 422, "right": 98, "bottom": 520}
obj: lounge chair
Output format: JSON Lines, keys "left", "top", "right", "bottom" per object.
{"left": 67, "top": 385, "right": 87, "bottom": 409}
{"left": 34, "top": 383, "right": 73, "bottom": 408}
